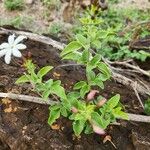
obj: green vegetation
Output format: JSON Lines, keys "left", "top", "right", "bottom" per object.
{"left": 4, "top": 0, "right": 24, "bottom": 11}
{"left": 144, "top": 99, "right": 150, "bottom": 115}
{"left": 0, "top": 16, "right": 34, "bottom": 29}
{"left": 48, "top": 22, "right": 63, "bottom": 36}
{"left": 73, "top": 6, "right": 150, "bottom": 61}
{"left": 16, "top": 6, "right": 128, "bottom": 136}
{"left": 42, "top": 0, "right": 61, "bottom": 9}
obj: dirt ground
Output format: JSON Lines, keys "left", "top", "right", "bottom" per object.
{"left": 0, "top": 34, "right": 150, "bottom": 150}
{"left": 0, "top": 0, "right": 150, "bottom": 150}
{"left": 0, "top": 0, "right": 149, "bottom": 34}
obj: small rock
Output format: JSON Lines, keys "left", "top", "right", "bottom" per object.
{"left": 25, "top": 0, "right": 34, "bottom": 4}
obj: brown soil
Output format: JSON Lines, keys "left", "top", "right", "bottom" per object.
{"left": 0, "top": 34, "right": 150, "bottom": 150}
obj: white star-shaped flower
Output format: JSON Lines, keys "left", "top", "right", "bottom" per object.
{"left": 0, "top": 34, "right": 27, "bottom": 64}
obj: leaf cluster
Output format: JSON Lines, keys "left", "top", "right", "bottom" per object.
{"left": 16, "top": 60, "right": 66, "bottom": 100}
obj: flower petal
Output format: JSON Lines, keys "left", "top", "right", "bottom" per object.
{"left": 4, "top": 50, "right": 12, "bottom": 64}
{"left": 0, "top": 43, "right": 10, "bottom": 49}
{"left": 12, "top": 48, "right": 22, "bottom": 57}
{"left": 14, "top": 35, "right": 27, "bottom": 45}
{"left": 8, "top": 34, "right": 15, "bottom": 45}
{"left": 0, "top": 49, "right": 7, "bottom": 57}
{"left": 15, "top": 44, "right": 27, "bottom": 50}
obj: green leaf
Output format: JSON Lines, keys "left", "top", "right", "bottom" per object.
{"left": 60, "top": 41, "right": 82, "bottom": 57}
{"left": 37, "top": 66, "right": 53, "bottom": 78}
{"left": 61, "top": 107, "right": 68, "bottom": 117}
{"left": 36, "top": 83, "right": 46, "bottom": 92}
{"left": 67, "top": 92, "right": 80, "bottom": 100}
{"left": 73, "top": 120, "right": 86, "bottom": 136}
{"left": 51, "top": 82, "right": 67, "bottom": 99}
{"left": 42, "top": 90, "right": 51, "bottom": 100}
{"left": 106, "top": 94, "right": 120, "bottom": 109}
{"left": 94, "top": 78, "right": 104, "bottom": 89}
{"left": 62, "top": 51, "right": 81, "bottom": 61}
{"left": 69, "top": 113, "right": 76, "bottom": 120}
{"left": 92, "top": 40, "right": 101, "bottom": 49}
{"left": 91, "top": 112, "right": 105, "bottom": 128}
{"left": 113, "top": 108, "right": 129, "bottom": 120}
{"left": 73, "top": 81, "right": 87, "bottom": 90}
{"left": 144, "top": 99, "right": 150, "bottom": 115}
{"left": 87, "top": 70, "right": 96, "bottom": 82}
{"left": 97, "top": 62, "right": 111, "bottom": 79}
{"left": 76, "top": 34, "right": 87, "bottom": 47}
{"left": 15, "top": 75, "right": 29, "bottom": 84}
{"left": 84, "top": 123, "right": 93, "bottom": 134}
{"left": 45, "top": 79, "right": 53, "bottom": 88}
{"left": 80, "top": 84, "right": 90, "bottom": 98}
{"left": 89, "top": 54, "right": 101, "bottom": 66}
{"left": 48, "top": 107, "right": 61, "bottom": 125}
{"left": 74, "top": 113, "right": 85, "bottom": 120}
{"left": 80, "top": 49, "right": 89, "bottom": 63}
{"left": 97, "top": 30, "right": 108, "bottom": 39}
{"left": 97, "top": 74, "right": 108, "bottom": 81}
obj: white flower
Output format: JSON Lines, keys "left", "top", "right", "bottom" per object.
{"left": 0, "top": 34, "right": 27, "bottom": 64}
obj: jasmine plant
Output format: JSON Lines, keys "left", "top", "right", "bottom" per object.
{"left": 16, "top": 15, "right": 128, "bottom": 136}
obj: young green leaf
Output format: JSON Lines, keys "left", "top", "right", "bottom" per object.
{"left": 80, "top": 49, "right": 90, "bottom": 63}
{"left": 73, "top": 81, "right": 87, "bottom": 90}
{"left": 84, "top": 123, "right": 93, "bottom": 134}
{"left": 97, "top": 62, "right": 111, "bottom": 79}
{"left": 51, "top": 82, "right": 67, "bottom": 100}
{"left": 62, "top": 51, "right": 81, "bottom": 61}
{"left": 61, "top": 107, "right": 68, "bottom": 117}
{"left": 89, "top": 54, "right": 101, "bottom": 66}
{"left": 48, "top": 107, "right": 61, "bottom": 125}
{"left": 60, "top": 41, "right": 82, "bottom": 57}
{"left": 94, "top": 78, "right": 104, "bottom": 89}
{"left": 144, "top": 99, "right": 150, "bottom": 115}
{"left": 91, "top": 112, "right": 106, "bottom": 129}
{"left": 106, "top": 94, "right": 120, "bottom": 109}
{"left": 113, "top": 107, "right": 129, "bottom": 120}
{"left": 73, "top": 120, "right": 86, "bottom": 136}
{"left": 42, "top": 90, "right": 51, "bottom": 100}
{"left": 37, "top": 66, "right": 53, "bottom": 78}
{"left": 15, "top": 75, "right": 29, "bottom": 84}
{"left": 80, "top": 84, "right": 90, "bottom": 98}
{"left": 76, "top": 34, "right": 87, "bottom": 47}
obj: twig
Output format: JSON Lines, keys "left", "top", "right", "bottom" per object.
{"left": 112, "top": 72, "right": 150, "bottom": 96}
{"left": 133, "top": 82, "right": 144, "bottom": 109}
{"left": 0, "top": 92, "right": 150, "bottom": 123}
{"left": 54, "top": 63, "right": 83, "bottom": 70}
{"left": 107, "top": 60, "right": 150, "bottom": 77}
{"left": 0, "top": 92, "right": 58, "bottom": 105}
{"left": 128, "top": 113, "right": 150, "bottom": 123}
{"left": 0, "top": 27, "right": 65, "bottom": 50}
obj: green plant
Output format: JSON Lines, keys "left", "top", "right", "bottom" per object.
{"left": 42, "top": 0, "right": 61, "bottom": 9}
{"left": 0, "top": 16, "right": 34, "bottom": 29}
{"left": 16, "top": 6, "right": 128, "bottom": 136}
{"left": 16, "top": 59, "right": 128, "bottom": 136}
{"left": 73, "top": 6, "right": 150, "bottom": 61}
{"left": 9, "top": 16, "right": 22, "bottom": 28}
{"left": 4, "top": 0, "right": 24, "bottom": 11}
{"left": 49, "top": 92, "right": 128, "bottom": 136}
{"left": 16, "top": 60, "right": 66, "bottom": 100}
{"left": 144, "top": 99, "right": 150, "bottom": 115}
{"left": 48, "top": 22, "right": 63, "bottom": 36}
